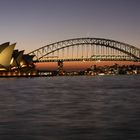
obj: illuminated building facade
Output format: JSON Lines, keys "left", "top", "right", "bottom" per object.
{"left": 0, "top": 42, "right": 36, "bottom": 76}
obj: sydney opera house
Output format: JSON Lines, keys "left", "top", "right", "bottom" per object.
{"left": 0, "top": 42, "right": 36, "bottom": 76}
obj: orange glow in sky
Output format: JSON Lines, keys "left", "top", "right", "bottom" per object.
{"left": 35, "top": 61, "right": 140, "bottom": 72}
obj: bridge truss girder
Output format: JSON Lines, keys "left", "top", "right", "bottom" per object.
{"left": 28, "top": 38, "right": 140, "bottom": 62}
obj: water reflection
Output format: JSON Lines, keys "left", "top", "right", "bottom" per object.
{"left": 0, "top": 76, "right": 140, "bottom": 140}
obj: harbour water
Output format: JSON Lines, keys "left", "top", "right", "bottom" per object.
{"left": 0, "top": 75, "right": 140, "bottom": 140}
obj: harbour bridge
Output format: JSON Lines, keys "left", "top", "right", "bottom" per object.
{"left": 29, "top": 38, "right": 140, "bottom": 62}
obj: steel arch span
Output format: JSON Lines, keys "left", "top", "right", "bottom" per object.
{"left": 29, "top": 38, "right": 140, "bottom": 62}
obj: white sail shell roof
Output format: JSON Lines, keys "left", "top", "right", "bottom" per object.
{"left": 0, "top": 43, "right": 16, "bottom": 67}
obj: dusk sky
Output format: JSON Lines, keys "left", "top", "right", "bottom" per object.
{"left": 0, "top": 0, "right": 140, "bottom": 53}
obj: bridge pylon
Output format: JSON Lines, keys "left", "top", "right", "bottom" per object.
{"left": 57, "top": 60, "right": 64, "bottom": 75}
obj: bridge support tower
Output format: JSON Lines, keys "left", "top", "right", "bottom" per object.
{"left": 57, "top": 60, "right": 64, "bottom": 75}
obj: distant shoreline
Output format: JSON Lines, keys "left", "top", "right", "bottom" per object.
{"left": 0, "top": 73, "right": 139, "bottom": 78}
